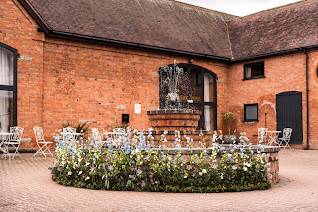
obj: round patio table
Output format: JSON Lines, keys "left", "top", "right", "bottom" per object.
{"left": 266, "top": 131, "right": 281, "bottom": 146}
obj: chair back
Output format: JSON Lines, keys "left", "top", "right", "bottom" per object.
{"left": 91, "top": 128, "right": 101, "bottom": 142}
{"left": 33, "top": 127, "right": 45, "bottom": 143}
{"left": 113, "top": 128, "right": 126, "bottom": 146}
{"left": 258, "top": 128, "right": 267, "bottom": 144}
{"left": 282, "top": 128, "right": 292, "bottom": 140}
{"left": 63, "top": 127, "right": 76, "bottom": 142}
{"left": 9, "top": 127, "right": 24, "bottom": 143}
{"left": 113, "top": 128, "right": 125, "bottom": 134}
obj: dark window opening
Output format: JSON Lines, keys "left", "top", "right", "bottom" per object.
{"left": 122, "top": 114, "right": 129, "bottom": 124}
{"left": 244, "top": 104, "right": 258, "bottom": 122}
{"left": 244, "top": 61, "right": 265, "bottom": 80}
{"left": 0, "top": 43, "right": 17, "bottom": 132}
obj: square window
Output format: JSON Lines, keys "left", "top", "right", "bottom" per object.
{"left": 244, "top": 104, "right": 258, "bottom": 122}
{"left": 244, "top": 62, "right": 264, "bottom": 80}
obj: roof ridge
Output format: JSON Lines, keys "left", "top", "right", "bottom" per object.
{"left": 237, "top": 0, "right": 305, "bottom": 18}
{"left": 218, "top": 15, "right": 234, "bottom": 59}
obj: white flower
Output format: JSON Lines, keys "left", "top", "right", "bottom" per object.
{"left": 202, "top": 169, "right": 207, "bottom": 174}
{"left": 78, "top": 171, "right": 83, "bottom": 175}
{"left": 232, "top": 165, "right": 237, "bottom": 170}
{"left": 199, "top": 172, "right": 203, "bottom": 176}
{"left": 137, "top": 169, "right": 142, "bottom": 176}
{"left": 85, "top": 176, "right": 90, "bottom": 181}
{"left": 184, "top": 175, "right": 188, "bottom": 179}
{"left": 243, "top": 167, "right": 248, "bottom": 171}
{"left": 67, "top": 171, "right": 72, "bottom": 176}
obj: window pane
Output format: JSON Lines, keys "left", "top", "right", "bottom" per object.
{"left": 204, "top": 73, "right": 215, "bottom": 102}
{"left": 204, "top": 105, "right": 214, "bottom": 131}
{"left": 0, "top": 47, "right": 14, "bottom": 86}
{"left": 245, "top": 105, "right": 258, "bottom": 120}
{"left": 245, "top": 66, "right": 252, "bottom": 78}
{"left": 0, "top": 90, "right": 13, "bottom": 132}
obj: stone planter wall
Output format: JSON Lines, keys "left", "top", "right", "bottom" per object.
{"left": 154, "top": 145, "right": 280, "bottom": 185}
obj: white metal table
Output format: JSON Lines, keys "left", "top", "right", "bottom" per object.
{"left": 266, "top": 131, "right": 281, "bottom": 146}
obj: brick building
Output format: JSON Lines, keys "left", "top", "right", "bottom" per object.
{"left": 1, "top": 0, "right": 318, "bottom": 148}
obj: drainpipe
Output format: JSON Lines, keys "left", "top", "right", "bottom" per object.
{"left": 303, "top": 48, "right": 310, "bottom": 149}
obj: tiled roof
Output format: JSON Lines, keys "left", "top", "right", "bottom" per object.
{"left": 25, "top": 0, "right": 235, "bottom": 59}
{"left": 22, "top": 0, "right": 318, "bottom": 60}
{"left": 228, "top": 0, "right": 318, "bottom": 60}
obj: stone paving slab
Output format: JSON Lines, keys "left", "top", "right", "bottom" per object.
{"left": 1, "top": 150, "right": 318, "bottom": 211}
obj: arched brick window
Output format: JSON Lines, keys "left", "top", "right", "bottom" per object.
{"left": 0, "top": 43, "right": 17, "bottom": 131}
{"left": 159, "top": 63, "right": 217, "bottom": 131}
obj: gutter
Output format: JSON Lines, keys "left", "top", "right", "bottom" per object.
{"left": 302, "top": 48, "right": 310, "bottom": 149}
{"left": 232, "top": 45, "right": 318, "bottom": 63}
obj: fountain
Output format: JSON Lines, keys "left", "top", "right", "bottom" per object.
{"left": 147, "top": 62, "right": 201, "bottom": 132}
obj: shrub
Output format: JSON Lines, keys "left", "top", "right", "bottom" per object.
{"left": 51, "top": 141, "right": 270, "bottom": 193}
{"left": 223, "top": 112, "right": 236, "bottom": 135}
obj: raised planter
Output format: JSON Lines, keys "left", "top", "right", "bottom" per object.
{"left": 51, "top": 143, "right": 279, "bottom": 192}
{"left": 147, "top": 109, "right": 201, "bottom": 131}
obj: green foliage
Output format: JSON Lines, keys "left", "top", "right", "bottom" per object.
{"left": 51, "top": 146, "right": 270, "bottom": 193}
{"left": 223, "top": 112, "right": 236, "bottom": 135}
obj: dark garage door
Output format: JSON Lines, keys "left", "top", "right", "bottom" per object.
{"left": 276, "top": 92, "right": 303, "bottom": 144}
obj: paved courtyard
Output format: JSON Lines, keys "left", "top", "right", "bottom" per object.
{"left": 1, "top": 150, "right": 318, "bottom": 212}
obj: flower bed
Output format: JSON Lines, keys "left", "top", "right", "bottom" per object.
{"left": 51, "top": 141, "right": 271, "bottom": 193}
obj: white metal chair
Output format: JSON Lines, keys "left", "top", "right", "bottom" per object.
{"left": 91, "top": 128, "right": 101, "bottom": 142}
{"left": 278, "top": 128, "right": 292, "bottom": 149}
{"left": 258, "top": 128, "right": 268, "bottom": 144}
{"left": 33, "top": 127, "right": 54, "bottom": 157}
{"left": 113, "top": 128, "right": 126, "bottom": 147}
{"left": 3, "top": 127, "right": 24, "bottom": 159}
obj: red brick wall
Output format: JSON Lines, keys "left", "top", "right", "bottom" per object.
{"left": 41, "top": 38, "right": 229, "bottom": 138}
{"left": 0, "top": 0, "right": 45, "bottom": 147}
{"left": 308, "top": 51, "right": 318, "bottom": 149}
{"left": 227, "top": 53, "right": 308, "bottom": 147}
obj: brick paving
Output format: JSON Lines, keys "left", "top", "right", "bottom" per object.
{"left": 1, "top": 150, "right": 318, "bottom": 212}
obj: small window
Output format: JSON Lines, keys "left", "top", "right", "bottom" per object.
{"left": 244, "top": 62, "right": 264, "bottom": 80}
{"left": 244, "top": 104, "right": 258, "bottom": 122}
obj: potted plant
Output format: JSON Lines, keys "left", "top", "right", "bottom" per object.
{"left": 222, "top": 112, "right": 236, "bottom": 144}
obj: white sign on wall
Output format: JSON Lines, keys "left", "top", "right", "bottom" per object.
{"left": 18, "top": 55, "right": 33, "bottom": 61}
{"left": 134, "top": 103, "right": 141, "bottom": 114}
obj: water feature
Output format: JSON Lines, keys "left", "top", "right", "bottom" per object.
{"left": 148, "top": 61, "right": 201, "bottom": 131}
{"left": 158, "top": 61, "right": 192, "bottom": 111}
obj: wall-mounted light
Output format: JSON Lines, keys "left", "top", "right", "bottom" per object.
{"left": 189, "top": 59, "right": 194, "bottom": 63}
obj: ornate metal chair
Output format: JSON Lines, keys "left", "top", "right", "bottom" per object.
{"left": 3, "top": 127, "right": 24, "bottom": 159}
{"left": 278, "top": 128, "right": 292, "bottom": 149}
{"left": 33, "top": 127, "right": 54, "bottom": 157}
{"left": 91, "top": 128, "right": 101, "bottom": 142}
{"left": 112, "top": 128, "right": 126, "bottom": 148}
{"left": 258, "top": 128, "right": 268, "bottom": 144}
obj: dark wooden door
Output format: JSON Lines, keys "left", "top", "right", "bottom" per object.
{"left": 276, "top": 92, "right": 303, "bottom": 144}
